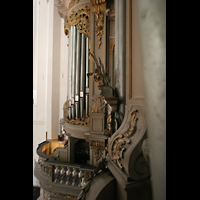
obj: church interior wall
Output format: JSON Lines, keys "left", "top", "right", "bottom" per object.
{"left": 33, "top": 0, "right": 69, "bottom": 160}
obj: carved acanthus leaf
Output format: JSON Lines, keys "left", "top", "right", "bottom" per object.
{"left": 90, "top": 0, "right": 107, "bottom": 48}
{"left": 86, "top": 139, "right": 105, "bottom": 161}
{"left": 109, "top": 110, "right": 138, "bottom": 170}
{"left": 68, "top": 0, "right": 80, "bottom": 10}
{"left": 68, "top": 5, "right": 91, "bottom": 38}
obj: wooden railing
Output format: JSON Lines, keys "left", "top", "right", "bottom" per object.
{"left": 36, "top": 140, "right": 96, "bottom": 189}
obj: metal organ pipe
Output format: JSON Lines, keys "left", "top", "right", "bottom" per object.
{"left": 75, "top": 29, "right": 81, "bottom": 118}
{"left": 85, "top": 37, "right": 89, "bottom": 117}
{"left": 80, "top": 33, "right": 86, "bottom": 118}
{"left": 68, "top": 26, "right": 72, "bottom": 120}
{"left": 67, "top": 26, "right": 90, "bottom": 121}
{"left": 71, "top": 26, "right": 77, "bottom": 119}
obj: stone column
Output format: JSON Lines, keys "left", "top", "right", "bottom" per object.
{"left": 136, "top": 1, "right": 166, "bottom": 200}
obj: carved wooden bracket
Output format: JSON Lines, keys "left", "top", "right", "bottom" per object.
{"left": 109, "top": 110, "right": 138, "bottom": 170}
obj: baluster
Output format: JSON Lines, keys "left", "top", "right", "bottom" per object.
{"left": 65, "top": 167, "right": 72, "bottom": 185}
{"left": 54, "top": 165, "right": 60, "bottom": 183}
{"left": 38, "top": 157, "right": 42, "bottom": 166}
{"left": 48, "top": 165, "right": 52, "bottom": 178}
{"left": 84, "top": 171, "right": 90, "bottom": 181}
{"left": 44, "top": 164, "right": 48, "bottom": 175}
{"left": 60, "top": 166, "right": 66, "bottom": 184}
{"left": 78, "top": 170, "right": 84, "bottom": 187}
{"left": 40, "top": 159, "right": 44, "bottom": 171}
{"left": 72, "top": 168, "right": 78, "bottom": 186}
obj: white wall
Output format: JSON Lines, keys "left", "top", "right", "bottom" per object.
{"left": 33, "top": 0, "right": 69, "bottom": 161}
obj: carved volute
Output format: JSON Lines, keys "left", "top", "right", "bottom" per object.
{"left": 108, "top": 105, "right": 150, "bottom": 180}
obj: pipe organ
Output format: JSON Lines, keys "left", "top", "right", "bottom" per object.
{"left": 35, "top": 1, "right": 152, "bottom": 200}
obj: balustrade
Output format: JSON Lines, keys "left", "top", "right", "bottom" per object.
{"left": 37, "top": 156, "right": 95, "bottom": 188}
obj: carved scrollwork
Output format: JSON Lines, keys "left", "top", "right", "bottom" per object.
{"left": 66, "top": 116, "right": 90, "bottom": 127}
{"left": 109, "top": 110, "right": 138, "bottom": 170}
{"left": 68, "top": 5, "right": 91, "bottom": 38}
{"left": 86, "top": 139, "right": 105, "bottom": 161}
{"left": 90, "top": 0, "right": 107, "bottom": 48}
{"left": 68, "top": 0, "right": 80, "bottom": 10}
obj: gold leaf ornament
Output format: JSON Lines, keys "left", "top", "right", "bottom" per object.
{"left": 68, "top": 5, "right": 91, "bottom": 38}
{"left": 90, "top": 0, "right": 107, "bottom": 48}
{"left": 91, "top": 97, "right": 105, "bottom": 113}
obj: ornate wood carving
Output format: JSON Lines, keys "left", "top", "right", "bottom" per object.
{"left": 91, "top": 97, "right": 105, "bottom": 113}
{"left": 86, "top": 139, "right": 105, "bottom": 161}
{"left": 90, "top": 0, "right": 107, "bottom": 48}
{"left": 109, "top": 110, "right": 138, "bottom": 170}
{"left": 66, "top": 116, "right": 90, "bottom": 126}
{"left": 50, "top": 191, "right": 77, "bottom": 200}
{"left": 68, "top": 0, "right": 80, "bottom": 10}
{"left": 88, "top": 51, "right": 110, "bottom": 88}
{"left": 64, "top": 17, "right": 69, "bottom": 36}
{"left": 68, "top": 5, "right": 91, "bottom": 38}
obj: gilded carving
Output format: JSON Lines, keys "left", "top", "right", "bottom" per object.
{"left": 86, "top": 139, "right": 105, "bottom": 161}
{"left": 63, "top": 97, "right": 71, "bottom": 121}
{"left": 51, "top": 191, "right": 77, "bottom": 200}
{"left": 90, "top": 0, "right": 107, "bottom": 48}
{"left": 91, "top": 97, "right": 105, "bottom": 113}
{"left": 109, "top": 110, "right": 138, "bottom": 170}
{"left": 104, "top": 112, "right": 112, "bottom": 137}
{"left": 64, "top": 17, "right": 69, "bottom": 36}
{"left": 66, "top": 116, "right": 90, "bottom": 127}
{"left": 88, "top": 52, "right": 110, "bottom": 87}
{"left": 68, "top": 0, "right": 80, "bottom": 10}
{"left": 68, "top": 5, "right": 91, "bottom": 38}
{"left": 63, "top": 96, "right": 69, "bottom": 109}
